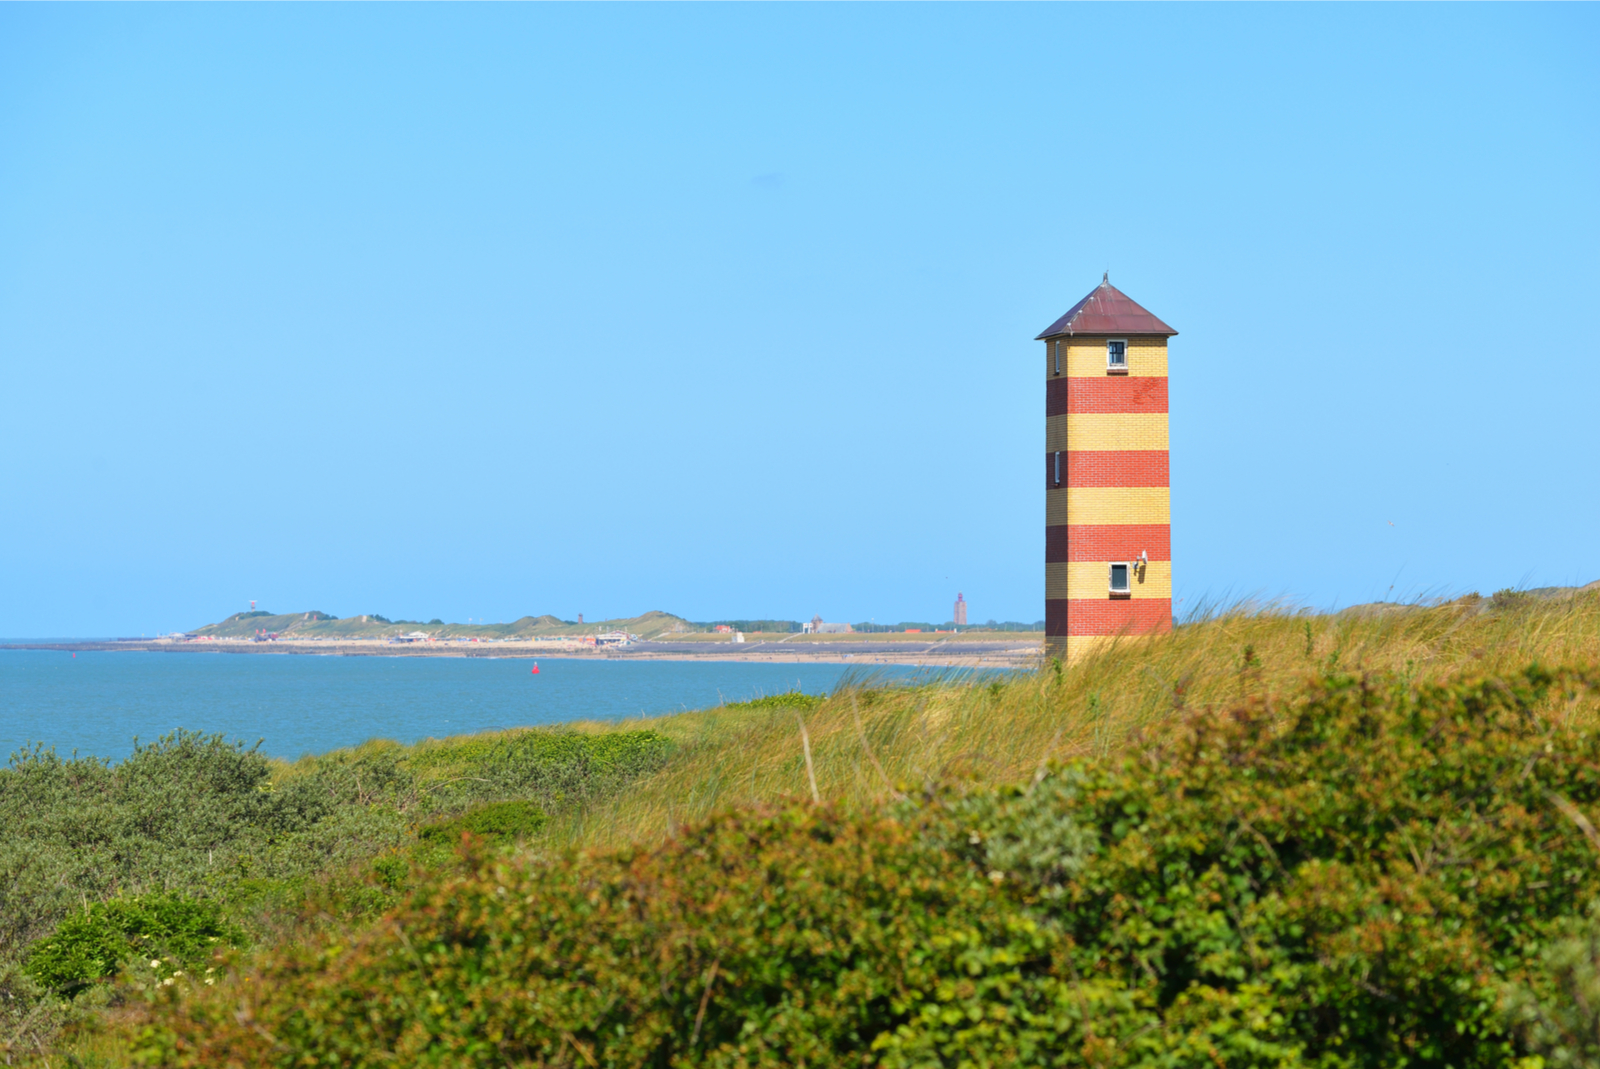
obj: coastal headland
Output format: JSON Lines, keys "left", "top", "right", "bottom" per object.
{"left": 1, "top": 607, "right": 1045, "bottom": 668}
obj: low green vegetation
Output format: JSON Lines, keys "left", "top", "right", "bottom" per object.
{"left": 546, "top": 589, "right": 1600, "bottom": 854}
{"left": 10, "top": 590, "right": 1600, "bottom": 1066}
{"left": 720, "top": 689, "right": 826, "bottom": 713}
{"left": 417, "top": 800, "right": 549, "bottom": 845}
{"left": 24, "top": 895, "right": 242, "bottom": 998}
{"left": 0, "top": 725, "right": 671, "bottom": 1057}
{"left": 116, "top": 665, "right": 1600, "bottom": 1067}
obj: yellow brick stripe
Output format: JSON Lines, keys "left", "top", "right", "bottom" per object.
{"left": 1063, "top": 635, "right": 1119, "bottom": 662}
{"left": 1046, "top": 487, "right": 1170, "bottom": 526}
{"left": 1045, "top": 339, "right": 1168, "bottom": 379}
{"left": 1047, "top": 634, "right": 1174, "bottom": 665}
{"left": 1046, "top": 414, "right": 1169, "bottom": 452}
{"left": 1046, "top": 561, "right": 1172, "bottom": 600}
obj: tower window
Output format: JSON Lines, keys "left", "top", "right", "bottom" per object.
{"left": 1107, "top": 340, "right": 1127, "bottom": 370}
{"left": 1109, "top": 562, "right": 1131, "bottom": 594}
{"left": 1053, "top": 340, "right": 1062, "bottom": 376}
{"left": 1052, "top": 451, "right": 1061, "bottom": 487}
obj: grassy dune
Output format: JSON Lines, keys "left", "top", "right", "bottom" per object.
{"left": 12, "top": 590, "right": 1600, "bottom": 1066}
{"left": 91, "top": 592, "right": 1600, "bottom": 1068}
{"left": 550, "top": 591, "right": 1600, "bottom": 853}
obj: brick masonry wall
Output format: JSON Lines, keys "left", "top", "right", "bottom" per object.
{"left": 1047, "top": 377, "right": 1168, "bottom": 415}
{"left": 1045, "top": 334, "right": 1171, "bottom": 660}
{"left": 1046, "top": 451, "right": 1169, "bottom": 488}
{"left": 1045, "top": 597, "right": 1173, "bottom": 637}
{"left": 1047, "top": 562, "right": 1172, "bottom": 600}
{"left": 1046, "top": 338, "right": 1168, "bottom": 378}
{"left": 1046, "top": 413, "right": 1169, "bottom": 452}
{"left": 1046, "top": 487, "right": 1170, "bottom": 527}
{"left": 1046, "top": 523, "right": 1171, "bottom": 562}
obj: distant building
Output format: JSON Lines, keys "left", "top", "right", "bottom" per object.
{"left": 802, "top": 615, "right": 852, "bottom": 635}
{"left": 954, "top": 592, "right": 967, "bottom": 626}
{"left": 1038, "top": 275, "right": 1175, "bottom": 662}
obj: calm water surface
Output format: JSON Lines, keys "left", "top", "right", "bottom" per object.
{"left": 0, "top": 649, "right": 938, "bottom": 762}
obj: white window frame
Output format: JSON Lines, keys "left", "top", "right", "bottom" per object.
{"left": 1109, "top": 561, "right": 1131, "bottom": 595}
{"left": 1053, "top": 339, "right": 1062, "bottom": 376}
{"left": 1106, "top": 339, "right": 1128, "bottom": 371}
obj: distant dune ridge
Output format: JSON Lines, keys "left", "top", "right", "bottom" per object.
{"left": 188, "top": 586, "right": 1600, "bottom": 643}
{"left": 190, "top": 609, "right": 694, "bottom": 641}
{"left": 1331, "top": 580, "right": 1600, "bottom": 620}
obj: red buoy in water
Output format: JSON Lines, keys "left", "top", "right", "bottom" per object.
{"left": 531, "top": 662, "right": 540, "bottom": 675}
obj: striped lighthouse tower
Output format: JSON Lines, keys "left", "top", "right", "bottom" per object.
{"left": 1038, "top": 275, "right": 1176, "bottom": 663}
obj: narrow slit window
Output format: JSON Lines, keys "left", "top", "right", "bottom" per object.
{"left": 1053, "top": 340, "right": 1062, "bottom": 375}
{"left": 1107, "top": 340, "right": 1127, "bottom": 369}
{"left": 1053, "top": 451, "right": 1061, "bottom": 487}
{"left": 1109, "top": 563, "right": 1130, "bottom": 594}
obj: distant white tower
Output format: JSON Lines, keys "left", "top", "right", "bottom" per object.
{"left": 953, "top": 592, "right": 967, "bottom": 626}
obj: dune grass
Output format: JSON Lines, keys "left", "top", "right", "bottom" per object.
{"left": 547, "top": 591, "right": 1600, "bottom": 853}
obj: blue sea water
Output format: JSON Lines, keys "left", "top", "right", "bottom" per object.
{"left": 0, "top": 649, "right": 938, "bottom": 763}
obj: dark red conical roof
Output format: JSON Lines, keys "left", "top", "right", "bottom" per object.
{"left": 1035, "top": 275, "right": 1177, "bottom": 339}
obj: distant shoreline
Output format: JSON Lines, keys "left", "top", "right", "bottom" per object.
{"left": 0, "top": 637, "right": 1043, "bottom": 670}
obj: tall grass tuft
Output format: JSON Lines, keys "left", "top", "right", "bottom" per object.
{"left": 548, "top": 591, "right": 1600, "bottom": 852}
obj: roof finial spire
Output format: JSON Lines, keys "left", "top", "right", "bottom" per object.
{"left": 1102, "top": 270, "right": 1109, "bottom": 285}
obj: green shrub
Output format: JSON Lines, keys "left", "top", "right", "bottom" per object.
{"left": 126, "top": 666, "right": 1600, "bottom": 1068}
{"left": 723, "top": 690, "right": 825, "bottom": 712}
{"left": 24, "top": 895, "right": 242, "bottom": 997}
{"left": 1491, "top": 588, "right": 1534, "bottom": 611}
{"left": 395, "top": 728, "right": 673, "bottom": 811}
{"left": 369, "top": 853, "right": 410, "bottom": 892}
{"left": 1502, "top": 903, "right": 1600, "bottom": 1067}
{"left": 418, "top": 800, "right": 548, "bottom": 843}
{"left": 0, "top": 724, "right": 674, "bottom": 1058}
{"left": 131, "top": 805, "right": 1071, "bottom": 1068}
{"left": 918, "top": 665, "right": 1600, "bottom": 1067}
{"left": 0, "top": 731, "right": 320, "bottom": 963}
{"left": 0, "top": 727, "right": 669, "bottom": 973}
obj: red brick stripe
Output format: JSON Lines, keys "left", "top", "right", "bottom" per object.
{"left": 1046, "top": 524, "right": 1170, "bottom": 563}
{"left": 1045, "top": 451, "right": 1168, "bottom": 488}
{"left": 1046, "top": 377, "right": 1168, "bottom": 416}
{"left": 1045, "top": 598, "right": 1172, "bottom": 637}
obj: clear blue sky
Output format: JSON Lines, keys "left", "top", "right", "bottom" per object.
{"left": 2, "top": 4, "right": 1596, "bottom": 637}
